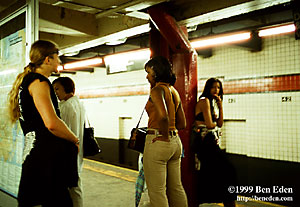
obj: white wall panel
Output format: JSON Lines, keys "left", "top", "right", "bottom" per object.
{"left": 81, "top": 95, "right": 148, "bottom": 140}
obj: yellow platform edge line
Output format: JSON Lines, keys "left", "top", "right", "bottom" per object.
{"left": 83, "top": 158, "right": 138, "bottom": 173}
{"left": 83, "top": 165, "right": 137, "bottom": 183}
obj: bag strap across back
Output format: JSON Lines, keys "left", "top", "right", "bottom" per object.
{"left": 136, "top": 108, "right": 145, "bottom": 128}
{"left": 85, "top": 114, "right": 91, "bottom": 128}
{"left": 136, "top": 97, "right": 150, "bottom": 128}
{"left": 160, "top": 84, "right": 177, "bottom": 113}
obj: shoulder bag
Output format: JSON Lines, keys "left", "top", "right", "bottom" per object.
{"left": 83, "top": 117, "right": 101, "bottom": 157}
{"left": 128, "top": 108, "right": 147, "bottom": 153}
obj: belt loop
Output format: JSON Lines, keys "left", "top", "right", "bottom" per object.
{"left": 147, "top": 129, "right": 178, "bottom": 137}
{"left": 169, "top": 130, "right": 177, "bottom": 137}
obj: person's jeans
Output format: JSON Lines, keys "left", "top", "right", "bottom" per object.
{"left": 143, "top": 129, "right": 188, "bottom": 207}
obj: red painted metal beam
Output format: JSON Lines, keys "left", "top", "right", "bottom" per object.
{"left": 148, "top": 6, "right": 193, "bottom": 53}
{"left": 173, "top": 52, "right": 198, "bottom": 207}
{"left": 149, "top": 21, "right": 170, "bottom": 57}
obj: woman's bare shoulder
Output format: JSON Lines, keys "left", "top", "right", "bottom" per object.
{"left": 198, "top": 97, "right": 209, "bottom": 104}
{"left": 151, "top": 85, "right": 164, "bottom": 94}
{"left": 170, "top": 86, "right": 180, "bottom": 98}
{"left": 196, "top": 97, "right": 209, "bottom": 110}
{"left": 150, "top": 85, "right": 165, "bottom": 100}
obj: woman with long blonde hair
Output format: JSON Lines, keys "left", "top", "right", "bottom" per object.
{"left": 8, "top": 40, "right": 79, "bottom": 206}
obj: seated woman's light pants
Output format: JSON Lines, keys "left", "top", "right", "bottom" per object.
{"left": 143, "top": 130, "right": 188, "bottom": 207}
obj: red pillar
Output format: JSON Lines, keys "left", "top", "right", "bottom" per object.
{"left": 148, "top": 6, "right": 198, "bottom": 207}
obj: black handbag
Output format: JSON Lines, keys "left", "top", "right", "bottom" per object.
{"left": 128, "top": 108, "right": 147, "bottom": 153}
{"left": 83, "top": 117, "right": 101, "bottom": 157}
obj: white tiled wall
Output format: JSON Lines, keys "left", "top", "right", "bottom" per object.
{"left": 222, "top": 92, "right": 299, "bottom": 162}
{"left": 198, "top": 34, "right": 300, "bottom": 79}
{"left": 198, "top": 34, "right": 300, "bottom": 162}
{"left": 81, "top": 95, "right": 149, "bottom": 140}
{"left": 49, "top": 66, "right": 149, "bottom": 91}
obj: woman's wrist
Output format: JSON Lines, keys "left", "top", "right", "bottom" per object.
{"left": 73, "top": 138, "right": 79, "bottom": 145}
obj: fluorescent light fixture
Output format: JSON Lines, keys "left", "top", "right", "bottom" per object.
{"left": 104, "top": 48, "right": 151, "bottom": 74}
{"left": 0, "top": 69, "right": 17, "bottom": 76}
{"left": 190, "top": 24, "right": 295, "bottom": 50}
{"left": 104, "top": 48, "right": 151, "bottom": 64}
{"left": 191, "top": 32, "right": 251, "bottom": 49}
{"left": 258, "top": 24, "right": 296, "bottom": 37}
{"left": 63, "top": 57, "right": 103, "bottom": 70}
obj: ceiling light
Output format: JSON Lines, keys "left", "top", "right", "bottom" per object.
{"left": 104, "top": 48, "right": 151, "bottom": 64}
{"left": 258, "top": 24, "right": 296, "bottom": 37}
{"left": 191, "top": 32, "right": 251, "bottom": 49}
{"left": 104, "top": 48, "right": 151, "bottom": 74}
{"left": 62, "top": 57, "right": 103, "bottom": 70}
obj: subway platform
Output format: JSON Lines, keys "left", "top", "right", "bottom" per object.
{"left": 82, "top": 159, "right": 288, "bottom": 207}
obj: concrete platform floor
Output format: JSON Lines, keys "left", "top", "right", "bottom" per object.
{"left": 0, "top": 159, "right": 291, "bottom": 207}
{"left": 82, "top": 159, "right": 289, "bottom": 207}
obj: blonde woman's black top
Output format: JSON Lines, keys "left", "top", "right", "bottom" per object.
{"left": 18, "top": 72, "right": 78, "bottom": 206}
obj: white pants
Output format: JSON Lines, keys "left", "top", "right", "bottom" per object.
{"left": 143, "top": 130, "right": 188, "bottom": 207}
{"left": 69, "top": 176, "right": 83, "bottom": 207}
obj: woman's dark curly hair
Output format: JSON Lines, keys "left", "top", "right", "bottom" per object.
{"left": 145, "top": 56, "right": 176, "bottom": 85}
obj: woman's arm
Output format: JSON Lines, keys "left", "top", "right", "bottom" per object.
{"left": 214, "top": 95, "right": 223, "bottom": 127}
{"left": 201, "top": 98, "right": 217, "bottom": 129}
{"left": 29, "top": 80, "right": 79, "bottom": 145}
{"left": 175, "top": 102, "right": 186, "bottom": 130}
{"left": 172, "top": 89, "right": 186, "bottom": 130}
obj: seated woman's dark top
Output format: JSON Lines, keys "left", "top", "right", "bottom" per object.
{"left": 195, "top": 98, "right": 217, "bottom": 123}
{"left": 195, "top": 112, "right": 204, "bottom": 122}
